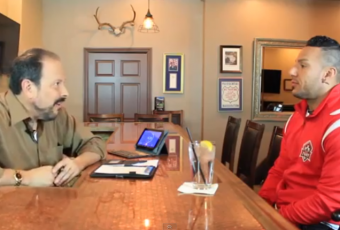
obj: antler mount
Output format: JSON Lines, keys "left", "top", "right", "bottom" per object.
{"left": 94, "top": 5, "right": 136, "bottom": 36}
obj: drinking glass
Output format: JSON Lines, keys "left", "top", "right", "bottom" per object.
{"left": 188, "top": 141, "right": 215, "bottom": 190}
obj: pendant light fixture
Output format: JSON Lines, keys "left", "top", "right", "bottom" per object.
{"left": 138, "top": 0, "right": 159, "bottom": 33}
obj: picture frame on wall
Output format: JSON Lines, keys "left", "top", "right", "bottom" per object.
{"left": 163, "top": 53, "right": 184, "bottom": 93}
{"left": 218, "top": 78, "right": 243, "bottom": 112}
{"left": 220, "top": 45, "right": 242, "bottom": 73}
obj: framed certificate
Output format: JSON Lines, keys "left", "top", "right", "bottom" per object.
{"left": 163, "top": 53, "right": 184, "bottom": 93}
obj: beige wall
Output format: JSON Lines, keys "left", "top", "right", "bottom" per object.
{"left": 0, "top": 0, "right": 42, "bottom": 53}
{"left": 0, "top": 0, "right": 21, "bottom": 90}
{"left": 0, "top": 0, "right": 42, "bottom": 91}
{"left": 20, "top": 0, "right": 43, "bottom": 53}
{"left": 42, "top": 0, "right": 203, "bottom": 140}
{"left": 262, "top": 47, "right": 301, "bottom": 104}
{"left": 0, "top": 0, "right": 22, "bottom": 24}
{"left": 204, "top": 0, "right": 340, "bottom": 170}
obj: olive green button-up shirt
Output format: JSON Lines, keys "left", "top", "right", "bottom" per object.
{"left": 0, "top": 90, "right": 106, "bottom": 177}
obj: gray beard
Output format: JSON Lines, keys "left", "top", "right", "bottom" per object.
{"left": 33, "top": 104, "right": 58, "bottom": 121}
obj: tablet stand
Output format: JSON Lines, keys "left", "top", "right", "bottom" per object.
{"left": 135, "top": 130, "right": 169, "bottom": 156}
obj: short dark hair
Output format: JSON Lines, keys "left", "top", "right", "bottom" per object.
{"left": 306, "top": 35, "right": 340, "bottom": 81}
{"left": 9, "top": 48, "right": 59, "bottom": 95}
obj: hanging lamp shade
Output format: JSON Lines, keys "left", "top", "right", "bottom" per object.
{"left": 138, "top": 0, "right": 159, "bottom": 33}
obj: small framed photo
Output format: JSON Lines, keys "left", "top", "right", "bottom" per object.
{"left": 220, "top": 45, "right": 242, "bottom": 73}
{"left": 163, "top": 53, "right": 184, "bottom": 93}
{"left": 218, "top": 78, "right": 243, "bottom": 112}
{"left": 284, "top": 79, "right": 292, "bottom": 91}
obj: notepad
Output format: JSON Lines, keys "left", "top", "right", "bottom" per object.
{"left": 90, "top": 159, "right": 158, "bottom": 179}
{"left": 94, "top": 165, "right": 151, "bottom": 175}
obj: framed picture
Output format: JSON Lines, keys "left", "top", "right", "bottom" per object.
{"left": 218, "top": 78, "right": 243, "bottom": 112}
{"left": 163, "top": 53, "right": 184, "bottom": 93}
{"left": 220, "top": 45, "right": 242, "bottom": 73}
{"left": 284, "top": 79, "right": 292, "bottom": 91}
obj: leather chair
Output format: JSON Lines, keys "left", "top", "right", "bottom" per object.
{"left": 134, "top": 113, "right": 172, "bottom": 122}
{"left": 153, "top": 110, "right": 183, "bottom": 126}
{"left": 236, "top": 120, "right": 265, "bottom": 188}
{"left": 255, "top": 126, "right": 283, "bottom": 185}
{"left": 221, "top": 116, "right": 241, "bottom": 172}
{"left": 88, "top": 113, "right": 124, "bottom": 122}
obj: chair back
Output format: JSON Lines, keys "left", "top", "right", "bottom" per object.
{"left": 88, "top": 113, "right": 124, "bottom": 122}
{"left": 221, "top": 116, "right": 241, "bottom": 172}
{"left": 134, "top": 113, "right": 172, "bottom": 122}
{"left": 255, "top": 126, "right": 283, "bottom": 185}
{"left": 266, "top": 126, "right": 283, "bottom": 171}
{"left": 236, "top": 120, "right": 265, "bottom": 188}
{"left": 153, "top": 110, "right": 183, "bottom": 126}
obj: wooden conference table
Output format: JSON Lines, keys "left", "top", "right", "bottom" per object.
{"left": 0, "top": 122, "right": 298, "bottom": 230}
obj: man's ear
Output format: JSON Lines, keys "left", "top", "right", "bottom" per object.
{"left": 322, "top": 67, "right": 337, "bottom": 84}
{"left": 21, "top": 79, "right": 35, "bottom": 99}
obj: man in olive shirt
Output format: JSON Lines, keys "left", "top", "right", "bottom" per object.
{"left": 0, "top": 48, "right": 106, "bottom": 187}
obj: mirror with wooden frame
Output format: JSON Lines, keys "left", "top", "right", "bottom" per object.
{"left": 251, "top": 38, "right": 306, "bottom": 121}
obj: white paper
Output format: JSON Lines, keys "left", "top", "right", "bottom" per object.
{"left": 169, "top": 139, "right": 176, "bottom": 153}
{"left": 132, "top": 160, "right": 159, "bottom": 167}
{"left": 95, "top": 165, "right": 149, "bottom": 175}
{"left": 108, "top": 160, "right": 121, "bottom": 164}
{"left": 177, "top": 182, "right": 219, "bottom": 195}
{"left": 169, "top": 73, "right": 177, "bottom": 89}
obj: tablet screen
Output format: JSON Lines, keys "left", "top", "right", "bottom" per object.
{"left": 136, "top": 129, "right": 164, "bottom": 149}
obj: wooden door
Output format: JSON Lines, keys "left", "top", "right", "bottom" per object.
{"left": 84, "top": 48, "right": 151, "bottom": 121}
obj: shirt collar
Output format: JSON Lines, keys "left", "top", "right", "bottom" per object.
{"left": 5, "top": 90, "right": 30, "bottom": 125}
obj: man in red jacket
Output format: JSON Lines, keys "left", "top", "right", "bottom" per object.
{"left": 259, "top": 35, "right": 340, "bottom": 230}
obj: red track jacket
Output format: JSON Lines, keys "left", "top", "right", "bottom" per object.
{"left": 259, "top": 84, "right": 340, "bottom": 225}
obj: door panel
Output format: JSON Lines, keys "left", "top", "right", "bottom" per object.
{"left": 95, "top": 83, "right": 115, "bottom": 113}
{"left": 84, "top": 49, "right": 151, "bottom": 121}
{"left": 95, "top": 60, "right": 114, "bottom": 76}
{"left": 121, "top": 83, "right": 140, "bottom": 118}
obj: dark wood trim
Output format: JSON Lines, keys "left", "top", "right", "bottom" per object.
{"left": 83, "top": 48, "right": 152, "bottom": 122}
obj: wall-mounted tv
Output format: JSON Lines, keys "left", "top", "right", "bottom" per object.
{"left": 0, "top": 13, "right": 20, "bottom": 75}
{"left": 261, "top": 69, "right": 281, "bottom": 94}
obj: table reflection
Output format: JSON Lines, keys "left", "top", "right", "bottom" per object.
{"left": 165, "top": 134, "right": 183, "bottom": 171}
{"left": 84, "top": 122, "right": 118, "bottom": 143}
{"left": 187, "top": 196, "right": 213, "bottom": 229}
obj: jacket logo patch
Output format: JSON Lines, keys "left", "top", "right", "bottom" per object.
{"left": 300, "top": 140, "right": 313, "bottom": 162}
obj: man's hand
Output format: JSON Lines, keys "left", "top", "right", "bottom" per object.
{"left": 23, "top": 166, "right": 55, "bottom": 187}
{"left": 52, "top": 157, "right": 81, "bottom": 186}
